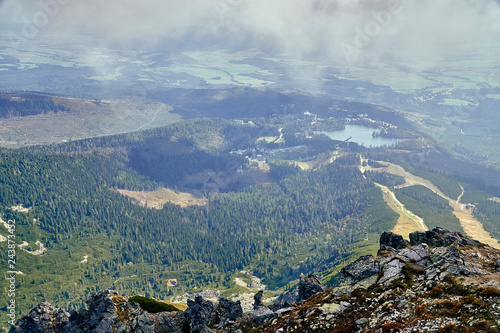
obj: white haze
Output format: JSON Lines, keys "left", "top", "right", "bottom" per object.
{"left": 1, "top": 0, "right": 500, "bottom": 69}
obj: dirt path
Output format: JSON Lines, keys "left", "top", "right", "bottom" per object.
{"left": 457, "top": 184, "right": 465, "bottom": 203}
{"left": 368, "top": 161, "right": 500, "bottom": 249}
{"left": 375, "top": 183, "right": 427, "bottom": 239}
{"left": 450, "top": 185, "right": 500, "bottom": 249}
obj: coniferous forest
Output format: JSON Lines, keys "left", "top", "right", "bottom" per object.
{"left": 0, "top": 93, "right": 69, "bottom": 118}
{"left": 0, "top": 116, "right": 499, "bottom": 325}
{"left": 0, "top": 118, "right": 398, "bottom": 318}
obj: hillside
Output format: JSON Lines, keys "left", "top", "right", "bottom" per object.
{"left": 1, "top": 108, "right": 500, "bottom": 330}
{"left": 10, "top": 228, "right": 500, "bottom": 332}
{"left": 0, "top": 117, "right": 399, "bottom": 328}
{"left": 2, "top": 3, "right": 500, "bottom": 332}
{"left": 0, "top": 92, "right": 181, "bottom": 148}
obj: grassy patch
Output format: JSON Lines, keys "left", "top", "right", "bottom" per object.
{"left": 117, "top": 187, "right": 207, "bottom": 208}
{"left": 402, "top": 165, "right": 463, "bottom": 200}
{"left": 394, "top": 186, "right": 463, "bottom": 233}
{"left": 220, "top": 284, "right": 253, "bottom": 298}
{"left": 129, "top": 295, "right": 185, "bottom": 312}
{"left": 438, "top": 99, "right": 477, "bottom": 107}
{"left": 322, "top": 239, "right": 379, "bottom": 286}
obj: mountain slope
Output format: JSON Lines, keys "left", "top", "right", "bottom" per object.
{"left": 10, "top": 228, "right": 500, "bottom": 333}
{"left": 0, "top": 118, "right": 398, "bottom": 326}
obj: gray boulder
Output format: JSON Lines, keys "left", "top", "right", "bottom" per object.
{"left": 69, "top": 290, "right": 155, "bottom": 333}
{"left": 398, "top": 244, "right": 430, "bottom": 264}
{"left": 147, "top": 311, "right": 182, "bottom": 333}
{"left": 270, "top": 289, "right": 298, "bottom": 311}
{"left": 340, "top": 255, "right": 380, "bottom": 281}
{"left": 380, "top": 231, "right": 409, "bottom": 250}
{"left": 9, "top": 302, "right": 70, "bottom": 333}
{"left": 409, "top": 227, "right": 483, "bottom": 247}
{"left": 215, "top": 298, "right": 243, "bottom": 328}
{"left": 182, "top": 296, "right": 217, "bottom": 333}
{"left": 10, "top": 290, "right": 156, "bottom": 333}
{"left": 379, "top": 259, "right": 406, "bottom": 285}
{"left": 253, "top": 291, "right": 264, "bottom": 309}
{"left": 297, "top": 275, "right": 326, "bottom": 302}
{"left": 250, "top": 307, "right": 275, "bottom": 325}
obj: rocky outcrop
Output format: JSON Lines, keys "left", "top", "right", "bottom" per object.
{"left": 253, "top": 290, "right": 264, "bottom": 309}
{"left": 214, "top": 298, "right": 242, "bottom": 329}
{"left": 297, "top": 274, "right": 327, "bottom": 302}
{"left": 259, "top": 228, "right": 500, "bottom": 333}
{"left": 182, "top": 296, "right": 216, "bottom": 333}
{"left": 9, "top": 302, "right": 71, "bottom": 333}
{"left": 269, "top": 289, "right": 298, "bottom": 311}
{"left": 341, "top": 255, "right": 380, "bottom": 281}
{"left": 10, "top": 291, "right": 247, "bottom": 333}
{"left": 379, "top": 231, "right": 409, "bottom": 250}
{"left": 147, "top": 312, "right": 182, "bottom": 333}
{"left": 249, "top": 306, "right": 275, "bottom": 325}
{"left": 334, "top": 228, "right": 495, "bottom": 296}
{"left": 10, "top": 290, "right": 156, "bottom": 333}
{"left": 409, "top": 227, "right": 483, "bottom": 247}
{"left": 11, "top": 228, "right": 500, "bottom": 333}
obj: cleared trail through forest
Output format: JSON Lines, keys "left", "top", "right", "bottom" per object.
{"left": 365, "top": 161, "right": 500, "bottom": 249}
{"left": 375, "top": 183, "right": 427, "bottom": 239}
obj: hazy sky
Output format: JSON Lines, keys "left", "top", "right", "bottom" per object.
{"left": 1, "top": 0, "right": 500, "bottom": 67}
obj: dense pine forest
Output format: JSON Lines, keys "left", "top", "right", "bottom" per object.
{"left": 0, "top": 93, "right": 69, "bottom": 118}
{"left": 0, "top": 118, "right": 397, "bottom": 322}
{"left": 1, "top": 116, "right": 499, "bottom": 327}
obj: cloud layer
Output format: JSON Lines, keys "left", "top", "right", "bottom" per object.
{"left": 1, "top": 0, "right": 500, "bottom": 68}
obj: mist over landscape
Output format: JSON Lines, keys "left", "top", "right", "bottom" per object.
{"left": 1, "top": 0, "right": 499, "bottom": 163}
{"left": 2, "top": 0, "right": 500, "bottom": 67}
{"left": 1, "top": 1, "right": 500, "bottom": 332}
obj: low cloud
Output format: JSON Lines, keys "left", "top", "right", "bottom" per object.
{"left": 1, "top": 0, "right": 500, "bottom": 69}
